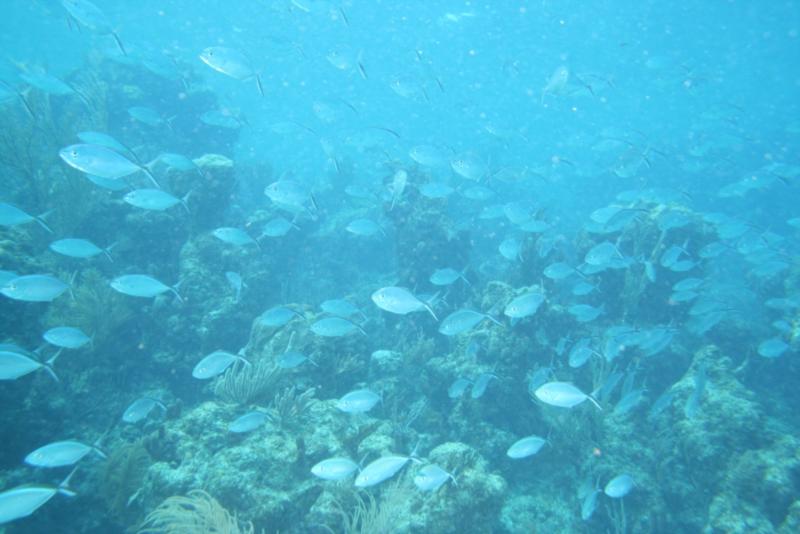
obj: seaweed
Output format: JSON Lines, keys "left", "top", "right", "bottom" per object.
{"left": 101, "top": 439, "right": 152, "bottom": 524}
{"left": 137, "top": 489, "right": 254, "bottom": 534}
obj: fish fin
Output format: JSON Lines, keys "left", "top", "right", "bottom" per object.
{"left": 255, "top": 74, "right": 265, "bottom": 97}
{"left": 34, "top": 209, "right": 54, "bottom": 233}
{"left": 103, "top": 243, "right": 115, "bottom": 262}
{"left": 111, "top": 31, "right": 127, "bottom": 56}
{"left": 169, "top": 286, "right": 184, "bottom": 304}
{"left": 58, "top": 466, "right": 79, "bottom": 497}
{"left": 141, "top": 165, "right": 161, "bottom": 189}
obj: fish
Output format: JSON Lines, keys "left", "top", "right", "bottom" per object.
{"left": 409, "top": 145, "right": 447, "bottom": 167}
{"left": 419, "top": 182, "right": 455, "bottom": 199}
{"left": 276, "top": 351, "right": 316, "bottom": 369}
{"left": 336, "top": 389, "right": 380, "bottom": 413}
{"left": 228, "top": 411, "right": 269, "bottom": 433}
{"left": 311, "top": 458, "right": 359, "bottom": 481}
{"left": 1, "top": 274, "right": 69, "bottom": 302}
{"left": 499, "top": 237, "right": 523, "bottom": 261}
{"left": 25, "top": 440, "right": 106, "bottom": 468}
{"left": 157, "top": 153, "right": 197, "bottom": 172}
{"left": 310, "top": 317, "right": 366, "bottom": 337}
{"left": 604, "top": 474, "right": 634, "bottom": 498}
{"left": 124, "top": 189, "right": 187, "bottom": 212}
{"left": 76, "top": 131, "right": 132, "bottom": 156}
{"left": 506, "top": 435, "right": 547, "bottom": 459}
{"left": 567, "top": 304, "right": 605, "bottom": 323}
{"left": 61, "top": 0, "right": 126, "bottom": 55}
{"left": 258, "top": 306, "right": 304, "bottom": 327}
{"left": 262, "top": 217, "right": 298, "bottom": 238}
{"left": 614, "top": 388, "right": 645, "bottom": 416}
{"left": 200, "top": 109, "right": 244, "bottom": 129}
{"left": 534, "top": 382, "right": 602, "bottom": 410}
{"left": 504, "top": 290, "right": 546, "bottom": 319}
{"left": 20, "top": 71, "right": 75, "bottom": 96}
{"left": 110, "top": 275, "right": 182, "bottom": 302}
{"left": 0, "top": 203, "right": 52, "bottom": 232}
{"left": 0, "top": 350, "right": 60, "bottom": 382}
{"left": 371, "top": 287, "right": 438, "bottom": 320}
{"left": 199, "top": 46, "right": 263, "bottom": 96}
{"left": 354, "top": 455, "right": 415, "bottom": 487}
{"left": 49, "top": 238, "right": 113, "bottom": 261}
{"left": 448, "top": 378, "right": 472, "bottom": 399}
{"left": 127, "top": 106, "right": 167, "bottom": 127}
{"left": 450, "top": 151, "right": 487, "bottom": 181}
{"left": 414, "top": 464, "right": 456, "bottom": 491}
{"left": 320, "top": 299, "right": 362, "bottom": 319}
{"left": 541, "top": 65, "right": 570, "bottom": 104}
{"left": 584, "top": 241, "right": 623, "bottom": 266}
{"left": 0, "top": 467, "right": 77, "bottom": 524}
{"left": 346, "top": 219, "right": 385, "bottom": 237}
{"left": 438, "top": 309, "right": 500, "bottom": 336}
{"left": 264, "top": 180, "right": 317, "bottom": 216}
{"left": 225, "top": 272, "right": 245, "bottom": 302}
{"left": 684, "top": 363, "right": 707, "bottom": 419}
{"left": 471, "top": 373, "right": 498, "bottom": 399}
{"left": 429, "top": 268, "right": 470, "bottom": 287}
{"left": 647, "top": 389, "right": 674, "bottom": 421}
{"left": 192, "top": 350, "right": 250, "bottom": 380}
{"left": 757, "top": 338, "right": 789, "bottom": 358}
{"left": 568, "top": 338, "right": 598, "bottom": 368}
{"left": 213, "top": 227, "right": 259, "bottom": 248}
{"left": 581, "top": 489, "right": 601, "bottom": 521}
{"left": 122, "top": 397, "right": 167, "bottom": 423}
{"left": 42, "top": 327, "right": 91, "bottom": 350}
{"left": 59, "top": 144, "right": 158, "bottom": 187}
{"left": 543, "top": 262, "right": 582, "bottom": 280}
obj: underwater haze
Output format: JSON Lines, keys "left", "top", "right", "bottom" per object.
{"left": 0, "top": 0, "right": 799, "bottom": 532}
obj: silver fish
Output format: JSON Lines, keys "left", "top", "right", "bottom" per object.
{"left": 122, "top": 397, "right": 166, "bottom": 423}
{"left": 228, "top": 411, "right": 269, "bottom": 433}
{"left": 311, "top": 458, "right": 359, "bottom": 481}
{"left": 124, "top": 189, "right": 186, "bottom": 212}
{"left": 0, "top": 203, "right": 52, "bottom": 232}
{"left": 199, "top": 47, "right": 263, "bottom": 96}
{"left": 414, "top": 464, "right": 456, "bottom": 491}
{"left": 337, "top": 389, "right": 380, "bottom": 413}
{"left": 438, "top": 309, "right": 500, "bottom": 336}
{"left": 213, "top": 227, "right": 259, "bottom": 247}
{"left": 1, "top": 274, "right": 69, "bottom": 302}
{"left": 110, "top": 275, "right": 181, "bottom": 301}
{"left": 354, "top": 455, "right": 415, "bottom": 487}
{"left": 534, "top": 382, "right": 601, "bottom": 410}
{"left": 49, "top": 238, "right": 112, "bottom": 261}
{"left": 0, "top": 468, "right": 76, "bottom": 524}
{"left": 506, "top": 435, "right": 547, "bottom": 459}
{"left": 0, "top": 350, "right": 60, "bottom": 382}
{"left": 42, "top": 327, "right": 91, "bottom": 349}
{"left": 310, "top": 317, "right": 366, "bottom": 337}
{"left": 59, "top": 144, "right": 158, "bottom": 187}
{"left": 192, "top": 350, "right": 250, "bottom": 380}
{"left": 25, "top": 440, "right": 105, "bottom": 468}
{"left": 371, "top": 287, "right": 438, "bottom": 320}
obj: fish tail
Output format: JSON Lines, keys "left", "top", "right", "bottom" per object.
{"left": 255, "top": 74, "right": 265, "bottom": 97}
{"left": 170, "top": 286, "right": 185, "bottom": 304}
{"left": 587, "top": 394, "right": 603, "bottom": 411}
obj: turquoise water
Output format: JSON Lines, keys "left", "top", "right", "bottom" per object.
{"left": 0, "top": 1, "right": 798, "bottom": 532}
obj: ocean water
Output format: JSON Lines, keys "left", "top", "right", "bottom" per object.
{"left": 0, "top": 1, "right": 798, "bottom": 532}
